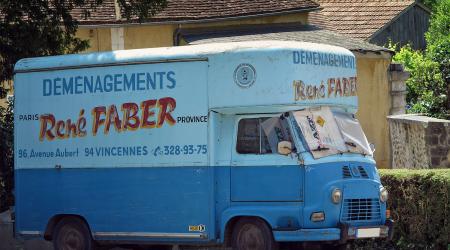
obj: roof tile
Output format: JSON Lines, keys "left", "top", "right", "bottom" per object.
{"left": 309, "top": 0, "right": 415, "bottom": 40}
{"left": 74, "top": 0, "right": 320, "bottom": 24}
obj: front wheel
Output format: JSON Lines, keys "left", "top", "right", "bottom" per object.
{"left": 321, "top": 243, "right": 347, "bottom": 250}
{"left": 53, "top": 217, "right": 94, "bottom": 250}
{"left": 231, "top": 217, "right": 279, "bottom": 250}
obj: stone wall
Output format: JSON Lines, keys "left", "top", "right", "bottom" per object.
{"left": 388, "top": 114, "right": 450, "bottom": 169}
{"left": 388, "top": 63, "right": 409, "bottom": 115}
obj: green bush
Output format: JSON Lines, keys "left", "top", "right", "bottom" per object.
{"left": 350, "top": 169, "right": 450, "bottom": 249}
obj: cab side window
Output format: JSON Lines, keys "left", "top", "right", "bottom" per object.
{"left": 236, "top": 118, "right": 272, "bottom": 154}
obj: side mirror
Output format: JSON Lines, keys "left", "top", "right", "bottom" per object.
{"left": 278, "top": 141, "right": 293, "bottom": 155}
{"left": 370, "top": 143, "right": 376, "bottom": 153}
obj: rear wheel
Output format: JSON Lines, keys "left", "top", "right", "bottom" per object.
{"left": 53, "top": 217, "right": 94, "bottom": 250}
{"left": 231, "top": 217, "right": 278, "bottom": 250}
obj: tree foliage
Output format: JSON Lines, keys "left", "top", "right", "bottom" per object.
{"left": 0, "top": 101, "right": 13, "bottom": 211}
{"left": 426, "top": 0, "right": 450, "bottom": 112}
{"left": 420, "top": 0, "right": 440, "bottom": 10}
{"left": 391, "top": 0, "right": 450, "bottom": 119}
{"left": 392, "top": 45, "right": 447, "bottom": 117}
{"left": 0, "top": 0, "right": 167, "bottom": 93}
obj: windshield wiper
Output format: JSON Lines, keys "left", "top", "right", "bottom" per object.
{"left": 312, "top": 146, "right": 330, "bottom": 152}
{"left": 345, "top": 141, "right": 357, "bottom": 147}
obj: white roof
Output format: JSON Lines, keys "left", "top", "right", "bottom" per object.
{"left": 15, "top": 41, "right": 353, "bottom": 73}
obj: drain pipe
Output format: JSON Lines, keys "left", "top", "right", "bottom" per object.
{"left": 173, "top": 24, "right": 182, "bottom": 46}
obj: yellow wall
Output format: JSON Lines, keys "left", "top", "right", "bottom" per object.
{"left": 124, "top": 25, "right": 174, "bottom": 49}
{"left": 76, "top": 27, "right": 112, "bottom": 52}
{"left": 354, "top": 54, "right": 392, "bottom": 168}
{"left": 76, "top": 12, "right": 308, "bottom": 51}
{"left": 181, "top": 12, "right": 308, "bottom": 29}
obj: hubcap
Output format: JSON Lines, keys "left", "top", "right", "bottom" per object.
{"left": 59, "top": 226, "right": 85, "bottom": 250}
{"left": 237, "top": 224, "right": 265, "bottom": 250}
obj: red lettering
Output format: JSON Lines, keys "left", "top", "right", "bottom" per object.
{"left": 342, "top": 78, "right": 349, "bottom": 96}
{"left": 141, "top": 99, "right": 157, "bottom": 128}
{"left": 105, "top": 105, "right": 122, "bottom": 133}
{"left": 66, "top": 119, "right": 77, "bottom": 138}
{"left": 39, "top": 114, "right": 56, "bottom": 141}
{"left": 327, "top": 78, "right": 335, "bottom": 97}
{"left": 350, "top": 77, "right": 357, "bottom": 96}
{"left": 122, "top": 103, "right": 140, "bottom": 130}
{"left": 335, "top": 78, "right": 342, "bottom": 97}
{"left": 55, "top": 120, "right": 65, "bottom": 139}
{"left": 157, "top": 97, "right": 176, "bottom": 127}
{"left": 92, "top": 106, "right": 106, "bottom": 136}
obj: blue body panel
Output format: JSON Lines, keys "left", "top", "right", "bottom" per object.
{"left": 231, "top": 165, "right": 303, "bottom": 202}
{"left": 302, "top": 162, "right": 384, "bottom": 229}
{"left": 15, "top": 162, "right": 386, "bottom": 243}
{"left": 15, "top": 167, "right": 214, "bottom": 242}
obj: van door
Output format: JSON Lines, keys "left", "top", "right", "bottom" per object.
{"left": 230, "top": 116, "right": 304, "bottom": 202}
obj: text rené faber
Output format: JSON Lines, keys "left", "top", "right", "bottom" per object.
{"left": 38, "top": 71, "right": 177, "bottom": 141}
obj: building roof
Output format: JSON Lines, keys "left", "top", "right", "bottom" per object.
{"left": 179, "top": 24, "right": 391, "bottom": 53}
{"left": 71, "top": 0, "right": 118, "bottom": 23}
{"left": 308, "top": 0, "right": 427, "bottom": 40}
{"left": 73, "top": 0, "right": 320, "bottom": 25}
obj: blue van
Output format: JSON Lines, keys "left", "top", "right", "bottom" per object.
{"left": 14, "top": 41, "right": 393, "bottom": 250}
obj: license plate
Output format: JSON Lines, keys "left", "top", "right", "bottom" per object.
{"left": 356, "top": 228, "right": 381, "bottom": 238}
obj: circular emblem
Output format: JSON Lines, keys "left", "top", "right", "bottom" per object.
{"left": 234, "top": 63, "right": 256, "bottom": 88}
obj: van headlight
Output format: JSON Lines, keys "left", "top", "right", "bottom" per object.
{"left": 380, "top": 187, "right": 388, "bottom": 203}
{"left": 331, "top": 188, "right": 342, "bottom": 204}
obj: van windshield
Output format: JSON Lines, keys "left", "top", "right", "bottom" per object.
{"left": 291, "top": 107, "right": 372, "bottom": 159}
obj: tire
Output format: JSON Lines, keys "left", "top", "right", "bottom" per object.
{"left": 231, "top": 217, "right": 278, "bottom": 250}
{"left": 321, "top": 243, "right": 347, "bottom": 250}
{"left": 53, "top": 217, "right": 94, "bottom": 250}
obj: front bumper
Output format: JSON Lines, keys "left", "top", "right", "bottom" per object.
{"left": 273, "top": 219, "right": 394, "bottom": 242}
{"left": 339, "top": 219, "right": 394, "bottom": 243}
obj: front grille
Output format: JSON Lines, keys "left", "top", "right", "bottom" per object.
{"left": 358, "top": 166, "right": 369, "bottom": 178}
{"left": 342, "top": 165, "right": 370, "bottom": 178}
{"left": 342, "top": 198, "right": 381, "bottom": 222}
{"left": 342, "top": 166, "right": 352, "bottom": 178}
